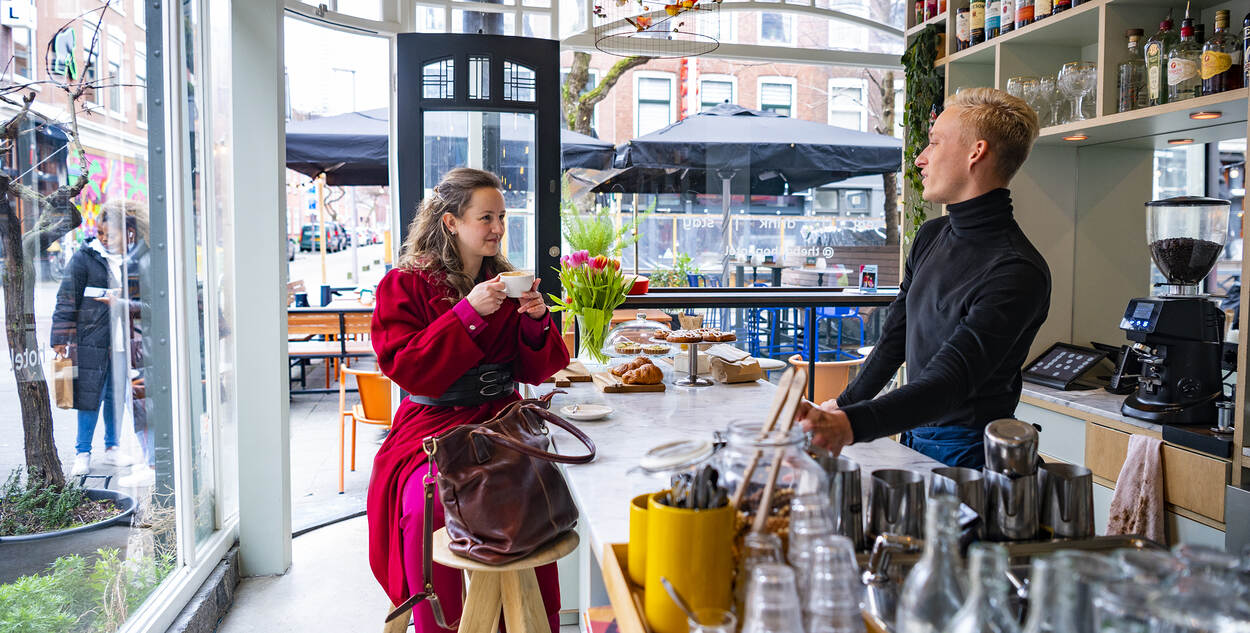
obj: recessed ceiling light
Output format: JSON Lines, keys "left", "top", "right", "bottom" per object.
{"left": 1168, "top": 138, "right": 1195, "bottom": 145}
{"left": 1190, "top": 111, "right": 1222, "bottom": 120}
{"left": 1062, "top": 135, "right": 1088, "bottom": 141}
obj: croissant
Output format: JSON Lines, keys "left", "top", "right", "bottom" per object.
{"left": 611, "top": 356, "right": 654, "bottom": 377}
{"left": 622, "top": 363, "right": 664, "bottom": 385}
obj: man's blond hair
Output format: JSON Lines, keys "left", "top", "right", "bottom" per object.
{"left": 945, "top": 87, "right": 1039, "bottom": 182}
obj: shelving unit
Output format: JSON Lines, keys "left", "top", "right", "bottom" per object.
{"left": 905, "top": 0, "right": 1250, "bottom": 536}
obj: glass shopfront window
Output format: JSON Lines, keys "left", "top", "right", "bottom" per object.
{"left": 0, "top": 1, "right": 236, "bottom": 630}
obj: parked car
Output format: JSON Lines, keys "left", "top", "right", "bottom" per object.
{"left": 300, "top": 223, "right": 346, "bottom": 252}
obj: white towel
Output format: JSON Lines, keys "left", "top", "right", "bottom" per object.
{"left": 1106, "top": 434, "right": 1166, "bottom": 545}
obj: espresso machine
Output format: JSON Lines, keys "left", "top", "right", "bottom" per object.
{"left": 1119, "top": 196, "right": 1229, "bottom": 426}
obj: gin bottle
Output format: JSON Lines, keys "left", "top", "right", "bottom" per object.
{"left": 1168, "top": 9, "right": 1203, "bottom": 102}
{"left": 1119, "top": 29, "right": 1149, "bottom": 112}
{"left": 895, "top": 495, "right": 965, "bottom": 633}
{"left": 1146, "top": 11, "right": 1178, "bottom": 106}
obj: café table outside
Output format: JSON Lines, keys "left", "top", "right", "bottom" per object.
{"left": 732, "top": 261, "right": 788, "bottom": 287}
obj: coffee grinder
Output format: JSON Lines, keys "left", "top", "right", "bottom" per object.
{"left": 1119, "top": 196, "right": 1229, "bottom": 426}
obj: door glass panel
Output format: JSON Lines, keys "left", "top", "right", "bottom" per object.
{"left": 469, "top": 56, "right": 490, "bottom": 100}
{"left": 423, "top": 59, "right": 455, "bottom": 99}
{"left": 503, "top": 61, "right": 536, "bottom": 101}
{"left": 423, "top": 111, "right": 536, "bottom": 271}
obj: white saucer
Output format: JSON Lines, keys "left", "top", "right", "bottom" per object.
{"left": 561, "top": 404, "right": 613, "bottom": 422}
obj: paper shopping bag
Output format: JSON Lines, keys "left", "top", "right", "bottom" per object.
{"left": 53, "top": 355, "right": 74, "bottom": 409}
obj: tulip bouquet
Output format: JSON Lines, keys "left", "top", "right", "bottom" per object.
{"left": 549, "top": 250, "right": 629, "bottom": 364}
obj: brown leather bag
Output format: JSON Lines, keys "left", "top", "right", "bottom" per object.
{"left": 386, "top": 392, "right": 595, "bottom": 626}
{"left": 429, "top": 392, "right": 596, "bottom": 563}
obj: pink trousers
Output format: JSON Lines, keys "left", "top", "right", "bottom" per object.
{"left": 401, "top": 461, "right": 562, "bottom": 633}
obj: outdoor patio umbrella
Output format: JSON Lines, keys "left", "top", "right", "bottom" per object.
{"left": 592, "top": 103, "right": 902, "bottom": 280}
{"left": 560, "top": 129, "right": 615, "bottom": 170}
{"left": 286, "top": 108, "right": 618, "bottom": 184}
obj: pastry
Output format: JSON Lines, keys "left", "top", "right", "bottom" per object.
{"left": 614, "top": 341, "right": 642, "bottom": 354}
{"left": 710, "top": 330, "right": 737, "bottom": 342}
{"left": 622, "top": 363, "right": 664, "bottom": 385}
{"left": 643, "top": 343, "right": 671, "bottom": 355}
{"left": 667, "top": 330, "right": 701, "bottom": 343}
{"left": 653, "top": 329, "right": 672, "bottom": 340}
{"left": 611, "top": 356, "right": 654, "bottom": 376}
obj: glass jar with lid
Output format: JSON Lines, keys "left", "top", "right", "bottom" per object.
{"left": 718, "top": 420, "right": 828, "bottom": 547}
{"left": 604, "top": 312, "right": 674, "bottom": 358}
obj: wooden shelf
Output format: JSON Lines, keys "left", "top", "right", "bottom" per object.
{"left": 1036, "top": 88, "right": 1248, "bottom": 146}
{"left": 906, "top": 12, "right": 947, "bottom": 38}
{"left": 942, "top": 0, "right": 1104, "bottom": 65}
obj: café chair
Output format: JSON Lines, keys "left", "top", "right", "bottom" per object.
{"left": 337, "top": 366, "right": 393, "bottom": 493}
{"left": 685, "top": 273, "right": 726, "bottom": 329}
{"left": 747, "top": 283, "right": 803, "bottom": 358}
{"left": 813, "top": 306, "right": 864, "bottom": 360}
{"left": 787, "top": 353, "right": 866, "bottom": 405}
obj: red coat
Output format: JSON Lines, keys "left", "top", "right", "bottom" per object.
{"left": 366, "top": 267, "right": 570, "bottom": 605}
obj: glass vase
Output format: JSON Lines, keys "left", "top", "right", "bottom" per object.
{"left": 895, "top": 494, "right": 966, "bottom": 633}
{"left": 576, "top": 309, "right": 612, "bottom": 364}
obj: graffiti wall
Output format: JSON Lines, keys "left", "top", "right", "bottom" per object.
{"left": 73, "top": 151, "right": 149, "bottom": 237}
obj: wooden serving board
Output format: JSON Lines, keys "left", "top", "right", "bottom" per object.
{"left": 592, "top": 372, "right": 666, "bottom": 393}
{"left": 544, "top": 360, "right": 594, "bottom": 387}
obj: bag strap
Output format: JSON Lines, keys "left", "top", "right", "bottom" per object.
{"left": 468, "top": 404, "right": 596, "bottom": 464}
{"left": 384, "top": 467, "right": 459, "bottom": 629}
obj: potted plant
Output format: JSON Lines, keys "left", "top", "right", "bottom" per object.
{"left": 549, "top": 251, "right": 629, "bottom": 364}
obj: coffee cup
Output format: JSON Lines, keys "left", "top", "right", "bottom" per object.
{"left": 500, "top": 271, "right": 535, "bottom": 298}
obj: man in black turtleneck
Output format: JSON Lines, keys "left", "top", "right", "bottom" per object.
{"left": 798, "top": 87, "right": 1051, "bottom": 468}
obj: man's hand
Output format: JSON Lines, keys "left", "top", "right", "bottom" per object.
{"left": 796, "top": 399, "right": 854, "bottom": 455}
{"left": 819, "top": 397, "right": 840, "bottom": 411}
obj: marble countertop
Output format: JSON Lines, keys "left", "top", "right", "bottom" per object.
{"left": 1020, "top": 383, "right": 1163, "bottom": 433}
{"left": 538, "top": 375, "right": 942, "bottom": 561}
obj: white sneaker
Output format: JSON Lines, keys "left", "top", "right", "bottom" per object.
{"left": 117, "top": 465, "right": 155, "bottom": 488}
{"left": 70, "top": 452, "right": 91, "bottom": 476}
{"left": 98, "top": 446, "right": 121, "bottom": 467}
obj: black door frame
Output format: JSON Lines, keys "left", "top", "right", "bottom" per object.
{"left": 396, "top": 33, "right": 562, "bottom": 304}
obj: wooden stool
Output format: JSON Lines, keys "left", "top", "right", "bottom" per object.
{"left": 384, "top": 528, "right": 580, "bottom": 633}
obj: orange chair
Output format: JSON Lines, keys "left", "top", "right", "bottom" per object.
{"left": 338, "top": 366, "right": 393, "bottom": 493}
{"left": 787, "top": 354, "right": 867, "bottom": 405}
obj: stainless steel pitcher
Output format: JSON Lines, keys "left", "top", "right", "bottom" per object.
{"left": 869, "top": 469, "right": 925, "bottom": 539}
{"left": 1038, "top": 462, "right": 1094, "bottom": 539}
{"left": 984, "top": 419, "right": 1039, "bottom": 476}
{"left": 812, "top": 451, "right": 866, "bottom": 550}
{"left": 929, "top": 466, "right": 985, "bottom": 537}
{"left": 984, "top": 469, "right": 1039, "bottom": 541}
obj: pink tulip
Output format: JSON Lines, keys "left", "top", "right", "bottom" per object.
{"left": 574, "top": 250, "right": 591, "bottom": 267}
{"left": 561, "top": 254, "right": 572, "bottom": 268}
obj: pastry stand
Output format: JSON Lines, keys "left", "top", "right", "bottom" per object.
{"left": 674, "top": 341, "right": 714, "bottom": 388}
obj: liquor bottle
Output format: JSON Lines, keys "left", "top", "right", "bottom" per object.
{"left": 1243, "top": 11, "right": 1250, "bottom": 88}
{"left": 1000, "top": 0, "right": 1014, "bottom": 33}
{"left": 944, "top": 544, "right": 1021, "bottom": 633}
{"left": 1052, "top": 0, "right": 1070, "bottom": 15}
{"left": 1034, "top": 0, "right": 1051, "bottom": 22}
{"left": 970, "top": 0, "right": 985, "bottom": 45}
{"left": 1203, "top": 9, "right": 1243, "bottom": 94}
{"left": 1146, "top": 11, "right": 1178, "bottom": 106}
{"left": 987, "top": 0, "right": 1000, "bottom": 39}
{"left": 1119, "top": 29, "right": 1149, "bottom": 112}
{"left": 926, "top": 0, "right": 937, "bottom": 20}
{"left": 915, "top": 0, "right": 925, "bottom": 24}
{"left": 895, "top": 495, "right": 966, "bottom": 633}
{"left": 1015, "top": 0, "right": 1033, "bottom": 29}
{"left": 1168, "top": 9, "right": 1203, "bottom": 102}
{"left": 956, "top": 8, "right": 970, "bottom": 50}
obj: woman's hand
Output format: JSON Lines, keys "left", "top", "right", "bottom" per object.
{"left": 467, "top": 275, "right": 508, "bottom": 317}
{"left": 516, "top": 278, "right": 548, "bottom": 320}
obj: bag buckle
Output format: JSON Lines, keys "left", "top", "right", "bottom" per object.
{"left": 423, "top": 437, "right": 438, "bottom": 457}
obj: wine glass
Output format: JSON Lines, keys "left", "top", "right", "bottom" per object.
{"left": 1040, "top": 75, "right": 1060, "bottom": 126}
{"left": 1058, "top": 61, "right": 1097, "bottom": 122}
{"left": 1006, "top": 75, "right": 1036, "bottom": 100}
{"left": 1015, "top": 77, "right": 1043, "bottom": 120}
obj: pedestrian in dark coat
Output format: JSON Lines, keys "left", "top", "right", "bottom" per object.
{"left": 51, "top": 212, "right": 127, "bottom": 476}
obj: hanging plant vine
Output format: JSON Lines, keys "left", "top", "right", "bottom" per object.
{"left": 901, "top": 25, "right": 943, "bottom": 248}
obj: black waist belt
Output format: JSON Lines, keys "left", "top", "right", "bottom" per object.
{"left": 408, "top": 363, "right": 516, "bottom": 407}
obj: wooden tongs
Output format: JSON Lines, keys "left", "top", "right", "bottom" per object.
{"left": 727, "top": 365, "right": 809, "bottom": 533}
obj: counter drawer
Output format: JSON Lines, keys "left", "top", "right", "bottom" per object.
{"left": 1084, "top": 424, "right": 1229, "bottom": 523}
{"left": 1017, "top": 402, "right": 1086, "bottom": 466}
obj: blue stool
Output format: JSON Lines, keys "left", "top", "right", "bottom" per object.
{"left": 747, "top": 283, "right": 804, "bottom": 358}
{"left": 812, "top": 306, "right": 864, "bottom": 361}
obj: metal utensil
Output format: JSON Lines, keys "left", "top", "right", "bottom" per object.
{"left": 661, "top": 576, "right": 701, "bottom": 625}
{"left": 868, "top": 469, "right": 925, "bottom": 539}
{"left": 984, "top": 419, "right": 1039, "bottom": 476}
{"left": 1038, "top": 462, "right": 1093, "bottom": 539}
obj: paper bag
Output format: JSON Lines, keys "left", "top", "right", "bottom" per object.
{"left": 677, "top": 313, "right": 704, "bottom": 330}
{"left": 53, "top": 355, "right": 74, "bottom": 409}
{"left": 710, "top": 357, "right": 764, "bottom": 383}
